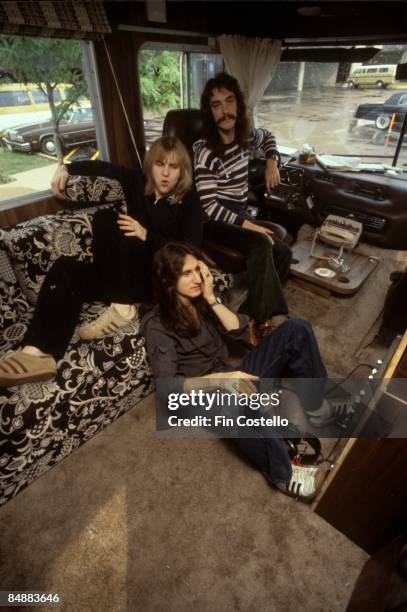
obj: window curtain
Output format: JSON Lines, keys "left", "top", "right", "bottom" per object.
{"left": 218, "top": 35, "right": 282, "bottom": 128}
{"left": 0, "top": 1, "right": 111, "bottom": 39}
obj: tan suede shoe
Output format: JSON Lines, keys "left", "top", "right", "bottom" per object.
{"left": 78, "top": 305, "right": 139, "bottom": 340}
{"left": 0, "top": 350, "right": 57, "bottom": 387}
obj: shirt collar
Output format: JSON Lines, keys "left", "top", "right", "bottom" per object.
{"left": 150, "top": 192, "right": 176, "bottom": 205}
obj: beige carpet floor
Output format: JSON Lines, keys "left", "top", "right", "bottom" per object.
{"left": 0, "top": 392, "right": 368, "bottom": 612}
{"left": 3, "top": 226, "right": 399, "bottom": 611}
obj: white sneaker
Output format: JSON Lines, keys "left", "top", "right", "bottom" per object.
{"left": 276, "top": 464, "right": 324, "bottom": 501}
{"left": 78, "top": 305, "right": 139, "bottom": 340}
{"left": 307, "top": 396, "right": 360, "bottom": 428}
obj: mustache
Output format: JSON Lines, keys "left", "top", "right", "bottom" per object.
{"left": 216, "top": 113, "right": 236, "bottom": 125}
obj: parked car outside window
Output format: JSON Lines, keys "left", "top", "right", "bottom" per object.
{"left": 0, "top": 106, "right": 96, "bottom": 155}
{"left": 353, "top": 90, "right": 407, "bottom": 130}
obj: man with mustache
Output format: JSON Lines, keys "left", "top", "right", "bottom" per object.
{"left": 193, "top": 73, "right": 292, "bottom": 343}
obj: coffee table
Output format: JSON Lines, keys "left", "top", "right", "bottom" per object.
{"left": 290, "top": 238, "right": 380, "bottom": 295}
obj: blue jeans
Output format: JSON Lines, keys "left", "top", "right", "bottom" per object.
{"left": 226, "top": 318, "right": 327, "bottom": 485}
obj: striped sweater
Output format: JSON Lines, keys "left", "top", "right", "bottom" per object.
{"left": 193, "top": 128, "right": 278, "bottom": 225}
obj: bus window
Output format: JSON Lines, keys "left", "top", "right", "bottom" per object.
{"left": 255, "top": 46, "right": 407, "bottom": 168}
{"left": 138, "top": 49, "right": 182, "bottom": 148}
{"left": 0, "top": 36, "right": 105, "bottom": 209}
{"left": 0, "top": 90, "right": 30, "bottom": 107}
{"left": 138, "top": 46, "right": 223, "bottom": 148}
{"left": 182, "top": 52, "right": 224, "bottom": 108}
{"left": 31, "top": 89, "right": 62, "bottom": 104}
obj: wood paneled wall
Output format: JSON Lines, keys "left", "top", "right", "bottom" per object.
{"left": 315, "top": 438, "right": 407, "bottom": 554}
{"left": 0, "top": 196, "right": 64, "bottom": 229}
{"left": 93, "top": 32, "right": 145, "bottom": 168}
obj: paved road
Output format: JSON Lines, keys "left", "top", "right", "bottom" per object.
{"left": 0, "top": 161, "right": 58, "bottom": 202}
{"left": 256, "top": 86, "right": 407, "bottom": 165}
{"left": 144, "top": 87, "right": 407, "bottom": 165}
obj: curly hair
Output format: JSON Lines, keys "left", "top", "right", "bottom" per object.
{"left": 200, "top": 72, "right": 251, "bottom": 155}
{"left": 152, "top": 242, "right": 216, "bottom": 337}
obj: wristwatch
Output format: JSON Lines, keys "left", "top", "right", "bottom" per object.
{"left": 208, "top": 297, "right": 222, "bottom": 307}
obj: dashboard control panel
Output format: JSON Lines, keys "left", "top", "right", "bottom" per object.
{"left": 251, "top": 156, "right": 406, "bottom": 248}
{"left": 264, "top": 165, "right": 305, "bottom": 211}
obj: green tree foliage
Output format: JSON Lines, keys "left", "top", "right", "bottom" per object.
{"left": 0, "top": 36, "right": 88, "bottom": 161}
{"left": 139, "top": 50, "right": 181, "bottom": 112}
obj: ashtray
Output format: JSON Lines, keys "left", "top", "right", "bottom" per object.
{"left": 314, "top": 267, "right": 336, "bottom": 279}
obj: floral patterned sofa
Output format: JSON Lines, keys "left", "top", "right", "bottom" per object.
{"left": 0, "top": 177, "right": 232, "bottom": 506}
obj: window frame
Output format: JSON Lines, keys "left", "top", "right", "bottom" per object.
{"left": 0, "top": 40, "right": 109, "bottom": 213}
{"left": 138, "top": 40, "right": 221, "bottom": 112}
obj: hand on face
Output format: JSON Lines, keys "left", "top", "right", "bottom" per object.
{"left": 197, "top": 260, "right": 215, "bottom": 302}
{"left": 117, "top": 213, "right": 147, "bottom": 241}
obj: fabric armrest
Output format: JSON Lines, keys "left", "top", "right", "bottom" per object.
{"left": 64, "top": 175, "right": 126, "bottom": 205}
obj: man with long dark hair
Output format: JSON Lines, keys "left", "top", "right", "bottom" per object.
{"left": 193, "top": 73, "right": 292, "bottom": 342}
{"left": 141, "top": 242, "right": 329, "bottom": 501}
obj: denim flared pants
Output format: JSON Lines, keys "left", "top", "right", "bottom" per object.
{"left": 227, "top": 318, "right": 327, "bottom": 485}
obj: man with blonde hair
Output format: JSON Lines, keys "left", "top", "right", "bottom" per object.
{"left": 0, "top": 137, "right": 203, "bottom": 387}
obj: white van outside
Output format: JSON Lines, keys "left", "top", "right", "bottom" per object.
{"left": 347, "top": 64, "right": 397, "bottom": 89}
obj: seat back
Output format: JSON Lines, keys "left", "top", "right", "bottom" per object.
{"left": 162, "top": 109, "right": 203, "bottom": 161}
{"left": 162, "top": 109, "right": 246, "bottom": 273}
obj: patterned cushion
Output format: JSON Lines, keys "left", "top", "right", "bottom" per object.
{"left": 212, "top": 267, "right": 233, "bottom": 295}
{"left": 1, "top": 210, "right": 97, "bottom": 304}
{"left": 65, "top": 174, "right": 126, "bottom": 211}
{"left": 0, "top": 248, "right": 16, "bottom": 284}
{"left": 0, "top": 191, "right": 232, "bottom": 506}
{"left": 0, "top": 279, "right": 32, "bottom": 345}
{"left": 0, "top": 300, "right": 154, "bottom": 506}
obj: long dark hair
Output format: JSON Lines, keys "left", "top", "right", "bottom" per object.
{"left": 200, "top": 72, "right": 251, "bottom": 156}
{"left": 152, "top": 242, "right": 216, "bottom": 337}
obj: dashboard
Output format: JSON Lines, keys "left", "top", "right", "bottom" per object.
{"left": 249, "top": 158, "right": 407, "bottom": 250}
